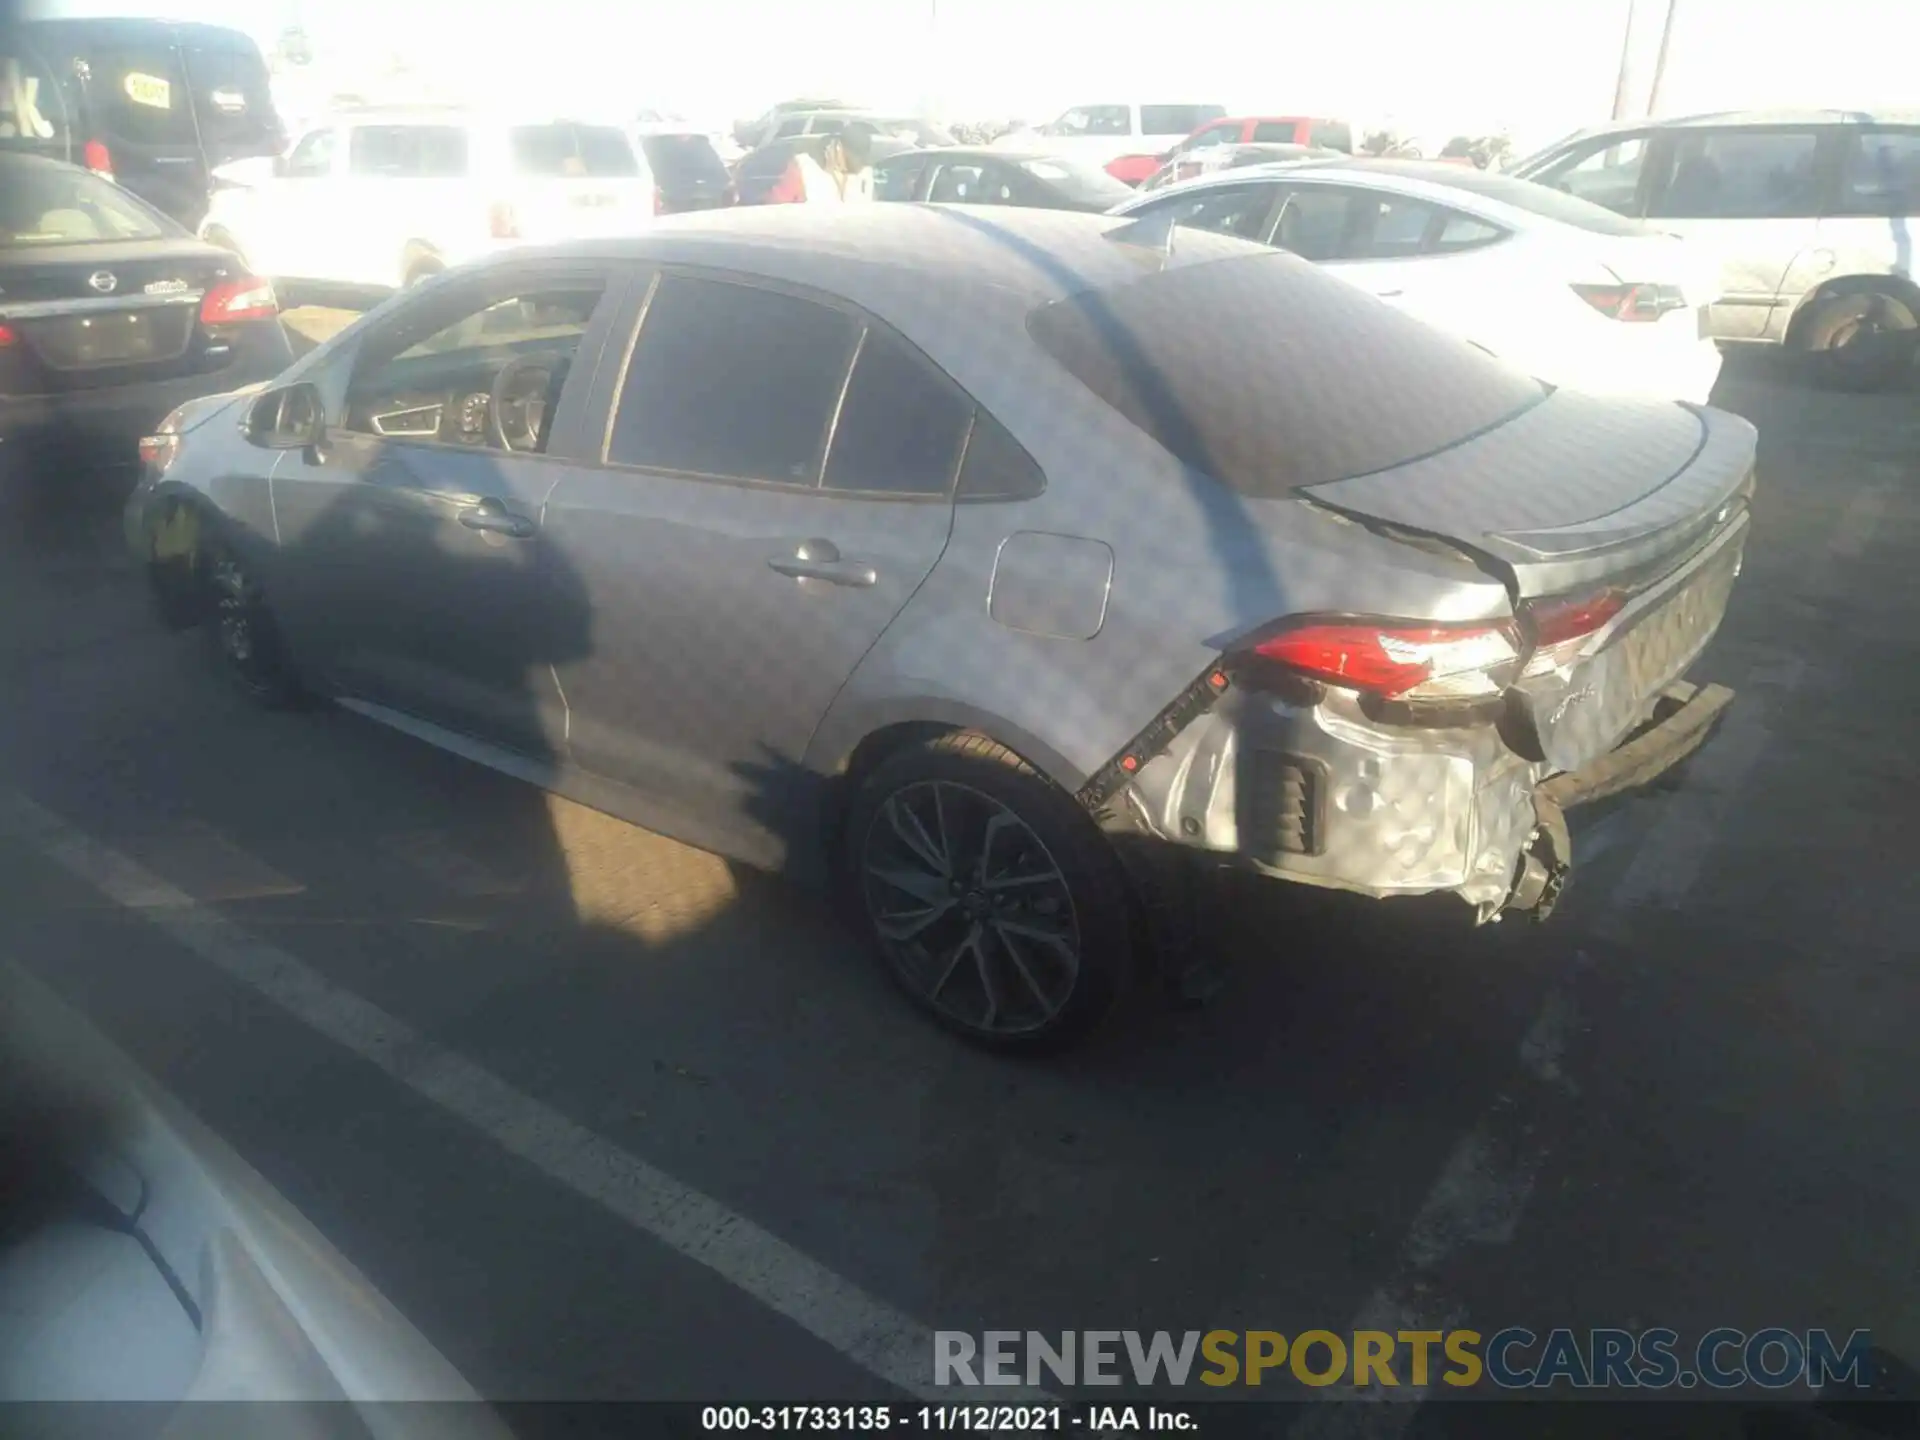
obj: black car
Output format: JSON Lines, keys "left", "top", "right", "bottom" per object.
{"left": 730, "top": 132, "right": 922, "bottom": 206}
{"left": 637, "top": 131, "right": 735, "bottom": 213}
{"left": 0, "top": 152, "right": 294, "bottom": 469}
{"left": 0, "top": 17, "right": 284, "bottom": 229}
{"left": 873, "top": 147, "right": 1136, "bottom": 212}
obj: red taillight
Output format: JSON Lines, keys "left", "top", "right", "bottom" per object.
{"left": 0, "top": 322, "right": 16, "bottom": 348}
{"left": 767, "top": 161, "right": 806, "bottom": 205}
{"left": 199, "top": 276, "right": 278, "bottom": 324}
{"left": 1520, "top": 588, "right": 1629, "bottom": 676}
{"left": 652, "top": 185, "right": 665, "bottom": 215}
{"left": 489, "top": 202, "right": 520, "bottom": 239}
{"left": 1252, "top": 619, "right": 1521, "bottom": 700}
{"left": 1571, "top": 282, "right": 1688, "bottom": 323}
{"left": 82, "top": 138, "right": 114, "bottom": 178}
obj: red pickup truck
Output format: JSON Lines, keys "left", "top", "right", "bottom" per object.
{"left": 1105, "top": 115, "right": 1354, "bottom": 185}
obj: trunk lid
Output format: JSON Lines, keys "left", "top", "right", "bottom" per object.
{"left": 0, "top": 240, "right": 238, "bottom": 393}
{"left": 1302, "top": 391, "right": 1757, "bottom": 771}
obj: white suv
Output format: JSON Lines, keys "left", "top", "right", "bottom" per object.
{"left": 201, "top": 109, "right": 660, "bottom": 292}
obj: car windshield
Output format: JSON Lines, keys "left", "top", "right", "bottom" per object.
{"left": 0, "top": 159, "right": 175, "bottom": 246}
{"left": 1019, "top": 156, "right": 1135, "bottom": 204}
{"left": 1027, "top": 248, "right": 1544, "bottom": 496}
{"left": 508, "top": 122, "right": 641, "bottom": 177}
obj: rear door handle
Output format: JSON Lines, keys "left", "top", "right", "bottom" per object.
{"left": 768, "top": 538, "right": 877, "bottom": 588}
{"left": 458, "top": 503, "right": 536, "bottom": 538}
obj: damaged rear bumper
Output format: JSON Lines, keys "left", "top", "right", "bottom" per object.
{"left": 1100, "top": 673, "right": 1735, "bottom": 924}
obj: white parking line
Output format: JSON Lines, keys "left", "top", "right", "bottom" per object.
{"left": 0, "top": 787, "right": 1024, "bottom": 1405}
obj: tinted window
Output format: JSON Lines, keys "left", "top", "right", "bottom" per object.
{"left": 1432, "top": 211, "right": 1506, "bottom": 251}
{"left": 1134, "top": 183, "right": 1275, "bottom": 241}
{"left": 1390, "top": 161, "right": 1655, "bottom": 235}
{"left": 1251, "top": 121, "right": 1300, "bottom": 144}
{"left": 1836, "top": 128, "right": 1920, "bottom": 216}
{"left": 610, "top": 276, "right": 859, "bottom": 484}
{"left": 956, "top": 409, "right": 1045, "bottom": 502}
{"left": 85, "top": 42, "right": 196, "bottom": 145}
{"left": 1650, "top": 128, "right": 1820, "bottom": 220}
{"left": 350, "top": 125, "right": 469, "bottom": 178}
{"left": 1309, "top": 121, "right": 1353, "bottom": 152}
{"left": 874, "top": 155, "right": 927, "bottom": 200}
{"left": 508, "top": 123, "right": 639, "bottom": 177}
{"left": 181, "top": 38, "right": 277, "bottom": 152}
{"left": 1530, "top": 133, "right": 1648, "bottom": 214}
{"left": 774, "top": 117, "right": 808, "bottom": 139}
{"left": 823, "top": 331, "right": 971, "bottom": 496}
{"left": 640, "top": 133, "right": 727, "bottom": 185}
{"left": 1273, "top": 187, "right": 1356, "bottom": 260}
{"left": 928, "top": 161, "right": 1012, "bottom": 204}
{"left": 283, "top": 127, "right": 334, "bottom": 177}
{"left": 0, "top": 155, "right": 172, "bottom": 245}
{"left": 0, "top": 45, "right": 74, "bottom": 155}
{"left": 1027, "top": 250, "right": 1543, "bottom": 497}
{"left": 1142, "top": 105, "right": 1226, "bottom": 136}
{"left": 1353, "top": 193, "right": 1441, "bottom": 258}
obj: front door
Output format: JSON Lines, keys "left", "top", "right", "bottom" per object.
{"left": 543, "top": 270, "right": 968, "bottom": 863}
{"left": 1644, "top": 125, "right": 1826, "bottom": 341}
{"left": 268, "top": 263, "right": 627, "bottom": 761}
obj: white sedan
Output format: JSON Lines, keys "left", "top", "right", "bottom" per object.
{"left": 1110, "top": 158, "right": 1725, "bottom": 404}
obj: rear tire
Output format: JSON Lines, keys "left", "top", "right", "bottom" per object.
{"left": 841, "top": 732, "right": 1137, "bottom": 1052}
{"left": 1800, "top": 291, "right": 1919, "bottom": 393}
{"left": 201, "top": 536, "right": 306, "bottom": 709}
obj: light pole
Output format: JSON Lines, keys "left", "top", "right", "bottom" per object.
{"left": 1646, "top": 0, "right": 1680, "bottom": 117}
{"left": 1609, "top": 0, "right": 1636, "bottom": 121}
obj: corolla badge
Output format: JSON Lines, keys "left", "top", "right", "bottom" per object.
{"left": 88, "top": 270, "right": 118, "bottom": 294}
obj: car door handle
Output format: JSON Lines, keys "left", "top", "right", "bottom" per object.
{"left": 768, "top": 539, "right": 877, "bottom": 588}
{"left": 458, "top": 504, "right": 536, "bottom": 538}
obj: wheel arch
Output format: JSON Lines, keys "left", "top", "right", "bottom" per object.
{"left": 1784, "top": 270, "right": 1920, "bottom": 350}
{"left": 143, "top": 486, "right": 222, "bottom": 629}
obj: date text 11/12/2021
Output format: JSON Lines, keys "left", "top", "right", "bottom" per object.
{"left": 700, "top": 1407, "right": 1194, "bottom": 1432}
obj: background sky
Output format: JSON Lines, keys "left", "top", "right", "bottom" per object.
{"left": 24, "top": 0, "right": 1920, "bottom": 151}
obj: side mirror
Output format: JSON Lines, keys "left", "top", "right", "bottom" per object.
{"left": 244, "top": 383, "right": 325, "bottom": 450}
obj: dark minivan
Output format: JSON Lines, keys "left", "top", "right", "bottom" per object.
{"left": 1, "top": 18, "right": 284, "bottom": 230}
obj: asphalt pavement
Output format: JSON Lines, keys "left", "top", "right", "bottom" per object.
{"left": 0, "top": 349, "right": 1915, "bottom": 1430}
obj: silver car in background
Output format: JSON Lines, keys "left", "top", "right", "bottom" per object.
{"left": 123, "top": 206, "right": 1755, "bottom": 1050}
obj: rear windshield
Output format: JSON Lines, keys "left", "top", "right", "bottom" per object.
{"left": 1368, "top": 161, "right": 1655, "bottom": 236}
{"left": 0, "top": 156, "right": 173, "bottom": 245}
{"left": 641, "top": 133, "right": 728, "bottom": 184}
{"left": 1026, "top": 249, "right": 1544, "bottom": 496}
{"left": 180, "top": 35, "right": 280, "bottom": 155}
{"left": 508, "top": 123, "right": 640, "bottom": 178}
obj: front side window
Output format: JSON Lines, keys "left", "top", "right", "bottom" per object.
{"left": 1132, "top": 183, "right": 1276, "bottom": 242}
{"left": 1532, "top": 134, "right": 1650, "bottom": 215}
{"left": 0, "top": 157, "right": 173, "bottom": 245}
{"left": 1251, "top": 121, "right": 1300, "bottom": 144}
{"left": 1272, "top": 186, "right": 1358, "bottom": 261}
{"left": 1649, "top": 128, "right": 1821, "bottom": 220}
{"left": 344, "top": 283, "right": 605, "bottom": 450}
{"left": 609, "top": 275, "right": 859, "bottom": 485}
{"left": 283, "top": 127, "right": 334, "bottom": 178}
{"left": 1836, "top": 128, "right": 1920, "bottom": 217}
{"left": 874, "top": 155, "right": 928, "bottom": 201}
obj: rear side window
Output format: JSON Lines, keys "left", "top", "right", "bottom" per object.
{"left": 1404, "top": 162, "right": 1655, "bottom": 235}
{"left": 1273, "top": 187, "right": 1357, "bottom": 261}
{"left": 609, "top": 275, "right": 859, "bottom": 484}
{"left": 350, "top": 125, "right": 469, "bottom": 178}
{"left": 956, "top": 409, "right": 1045, "bottom": 502}
{"left": 1133, "top": 183, "right": 1276, "bottom": 242}
{"left": 1649, "top": 128, "right": 1821, "bottom": 220}
{"left": 84, "top": 41, "right": 196, "bottom": 145}
{"left": 1351, "top": 193, "right": 1441, "bottom": 258}
{"left": 1027, "top": 250, "right": 1543, "bottom": 497}
{"left": 1432, "top": 211, "right": 1506, "bottom": 251}
{"left": 508, "top": 122, "right": 639, "bottom": 178}
{"left": 1251, "top": 121, "right": 1301, "bottom": 144}
{"left": 823, "top": 331, "right": 971, "bottom": 496}
{"left": 1142, "top": 105, "right": 1225, "bottom": 136}
{"left": 180, "top": 38, "right": 277, "bottom": 153}
{"left": 1835, "top": 128, "right": 1920, "bottom": 217}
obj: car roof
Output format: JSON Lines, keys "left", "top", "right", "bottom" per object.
{"left": 1545, "top": 107, "right": 1920, "bottom": 145}
{"left": 1122, "top": 156, "right": 1594, "bottom": 224}
{"left": 497, "top": 204, "right": 1270, "bottom": 308}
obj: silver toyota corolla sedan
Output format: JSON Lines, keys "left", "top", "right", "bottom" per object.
{"left": 123, "top": 205, "right": 1755, "bottom": 1050}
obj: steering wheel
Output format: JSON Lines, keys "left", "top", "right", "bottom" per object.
{"left": 487, "top": 352, "right": 564, "bottom": 453}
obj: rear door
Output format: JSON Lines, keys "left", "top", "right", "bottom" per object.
{"left": 499, "top": 121, "right": 653, "bottom": 242}
{"left": 543, "top": 270, "right": 969, "bottom": 861}
{"left": 67, "top": 25, "right": 203, "bottom": 223}
{"left": 1643, "top": 124, "right": 1826, "bottom": 340}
